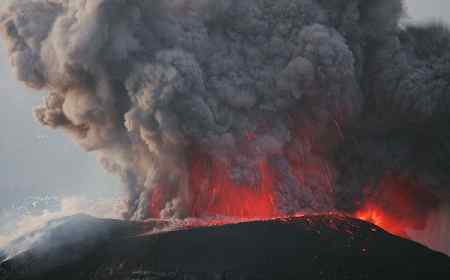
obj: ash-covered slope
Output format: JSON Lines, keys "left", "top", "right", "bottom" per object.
{"left": 1, "top": 214, "right": 449, "bottom": 280}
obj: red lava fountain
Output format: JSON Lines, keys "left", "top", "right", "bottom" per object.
{"left": 149, "top": 132, "right": 440, "bottom": 247}
{"left": 355, "top": 176, "right": 439, "bottom": 238}
{"left": 186, "top": 160, "right": 441, "bottom": 246}
{"left": 189, "top": 153, "right": 278, "bottom": 219}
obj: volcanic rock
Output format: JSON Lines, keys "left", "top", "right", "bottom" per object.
{"left": 1, "top": 214, "right": 449, "bottom": 280}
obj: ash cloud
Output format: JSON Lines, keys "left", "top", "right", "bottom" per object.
{"left": 1, "top": 0, "right": 449, "bottom": 227}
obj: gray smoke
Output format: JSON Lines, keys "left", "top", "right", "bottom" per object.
{"left": 0, "top": 0, "right": 449, "bottom": 227}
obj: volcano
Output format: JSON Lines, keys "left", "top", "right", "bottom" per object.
{"left": 1, "top": 214, "right": 449, "bottom": 280}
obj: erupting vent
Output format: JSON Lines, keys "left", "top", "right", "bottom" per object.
{"left": 356, "top": 176, "right": 439, "bottom": 239}
{"left": 189, "top": 154, "right": 278, "bottom": 219}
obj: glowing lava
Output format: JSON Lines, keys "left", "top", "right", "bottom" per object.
{"left": 355, "top": 176, "right": 439, "bottom": 238}
{"left": 189, "top": 153, "right": 278, "bottom": 219}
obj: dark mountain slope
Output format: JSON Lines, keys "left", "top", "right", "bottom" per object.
{"left": 1, "top": 214, "right": 449, "bottom": 280}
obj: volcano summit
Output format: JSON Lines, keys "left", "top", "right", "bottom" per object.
{"left": 1, "top": 214, "right": 450, "bottom": 280}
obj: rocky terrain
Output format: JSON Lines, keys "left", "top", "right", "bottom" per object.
{"left": 1, "top": 214, "right": 449, "bottom": 280}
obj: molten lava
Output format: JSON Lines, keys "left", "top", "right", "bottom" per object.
{"left": 151, "top": 129, "right": 439, "bottom": 248}
{"left": 189, "top": 152, "right": 278, "bottom": 219}
{"left": 355, "top": 176, "right": 439, "bottom": 238}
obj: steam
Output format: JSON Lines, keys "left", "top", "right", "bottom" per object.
{"left": 0, "top": 196, "right": 124, "bottom": 248}
{"left": 0, "top": 0, "right": 449, "bottom": 255}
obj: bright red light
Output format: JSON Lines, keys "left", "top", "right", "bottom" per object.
{"left": 355, "top": 176, "right": 439, "bottom": 238}
{"left": 189, "top": 152, "right": 278, "bottom": 219}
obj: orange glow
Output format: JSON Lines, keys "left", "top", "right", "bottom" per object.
{"left": 189, "top": 152, "right": 278, "bottom": 219}
{"left": 355, "top": 176, "right": 438, "bottom": 238}
{"left": 356, "top": 202, "right": 409, "bottom": 237}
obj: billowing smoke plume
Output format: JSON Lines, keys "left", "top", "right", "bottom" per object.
{"left": 1, "top": 0, "right": 449, "bottom": 237}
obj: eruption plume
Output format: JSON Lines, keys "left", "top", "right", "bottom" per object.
{"left": 1, "top": 0, "right": 449, "bottom": 254}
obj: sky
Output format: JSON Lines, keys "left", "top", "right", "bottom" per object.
{"left": 404, "top": 0, "right": 450, "bottom": 23}
{"left": 0, "top": 44, "right": 121, "bottom": 211}
{"left": 0, "top": 0, "right": 448, "bottom": 213}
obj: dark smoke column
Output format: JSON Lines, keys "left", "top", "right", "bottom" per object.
{"left": 3, "top": 0, "right": 448, "bottom": 224}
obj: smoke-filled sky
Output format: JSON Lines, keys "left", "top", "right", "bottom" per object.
{"left": 0, "top": 0, "right": 448, "bottom": 214}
